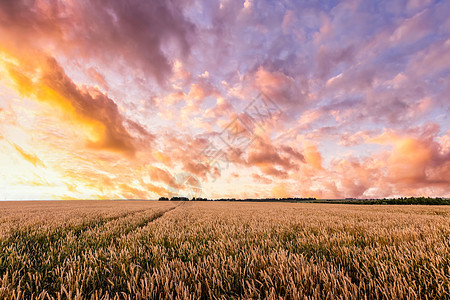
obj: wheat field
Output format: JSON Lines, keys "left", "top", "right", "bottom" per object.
{"left": 0, "top": 201, "right": 448, "bottom": 299}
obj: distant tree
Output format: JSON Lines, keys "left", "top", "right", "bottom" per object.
{"left": 171, "top": 197, "right": 189, "bottom": 201}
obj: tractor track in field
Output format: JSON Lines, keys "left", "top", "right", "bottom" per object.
{"left": 0, "top": 204, "right": 187, "bottom": 272}
{"left": 2, "top": 203, "right": 182, "bottom": 246}
{"left": 117, "top": 201, "right": 188, "bottom": 235}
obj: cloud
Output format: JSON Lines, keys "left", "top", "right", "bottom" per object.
{"left": 316, "top": 45, "right": 354, "bottom": 80}
{"left": 303, "top": 141, "right": 323, "bottom": 170}
{"left": 12, "top": 143, "right": 45, "bottom": 168}
{"left": 156, "top": 134, "right": 221, "bottom": 180}
{"left": 280, "top": 145, "right": 305, "bottom": 163}
{"left": 410, "top": 39, "right": 450, "bottom": 77}
{"left": 148, "top": 166, "right": 173, "bottom": 186}
{"left": 243, "top": 138, "right": 307, "bottom": 178}
{"left": 247, "top": 146, "right": 290, "bottom": 169}
{"left": 370, "top": 125, "right": 450, "bottom": 187}
{"left": 272, "top": 182, "right": 291, "bottom": 198}
{"left": 253, "top": 66, "right": 309, "bottom": 107}
{"left": 187, "top": 81, "right": 218, "bottom": 101}
{"left": 339, "top": 131, "right": 373, "bottom": 147}
{"left": 181, "top": 79, "right": 220, "bottom": 121}
{"left": 3, "top": 52, "right": 142, "bottom": 155}
{"left": 389, "top": 9, "right": 433, "bottom": 45}
{"left": 0, "top": 0, "right": 195, "bottom": 83}
{"left": 118, "top": 183, "right": 147, "bottom": 199}
{"left": 87, "top": 68, "right": 108, "bottom": 90}
{"left": 204, "top": 96, "right": 233, "bottom": 119}
{"left": 252, "top": 173, "right": 272, "bottom": 184}
{"left": 152, "top": 150, "right": 173, "bottom": 166}
{"left": 143, "top": 183, "right": 172, "bottom": 198}
{"left": 297, "top": 110, "right": 322, "bottom": 130}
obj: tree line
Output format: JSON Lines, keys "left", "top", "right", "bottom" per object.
{"left": 158, "top": 197, "right": 316, "bottom": 202}
{"left": 158, "top": 196, "right": 449, "bottom": 205}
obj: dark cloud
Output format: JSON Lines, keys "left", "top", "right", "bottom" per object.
{"left": 0, "top": 0, "right": 196, "bottom": 83}
{"left": 316, "top": 45, "right": 355, "bottom": 80}
{"left": 244, "top": 139, "right": 306, "bottom": 178}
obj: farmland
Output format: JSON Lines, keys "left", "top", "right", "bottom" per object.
{"left": 0, "top": 201, "right": 449, "bottom": 299}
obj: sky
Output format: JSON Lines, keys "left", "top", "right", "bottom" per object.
{"left": 0, "top": 0, "right": 449, "bottom": 200}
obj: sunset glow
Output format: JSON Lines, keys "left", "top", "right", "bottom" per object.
{"left": 0, "top": 0, "right": 449, "bottom": 199}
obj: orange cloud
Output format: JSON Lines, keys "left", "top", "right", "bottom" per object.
{"left": 272, "top": 182, "right": 291, "bottom": 198}
{"left": 119, "top": 183, "right": 147, "bottom": 199}
{"left": 152, "top": 150, "right": 172, "bottom": 165}
{"left": 370, "top": 130, "right": 449, "bottom": 186}
{"left": 187, "top": 82, "right": 218, "bottom": 101}
{"left": 297, "top": 110, "right": 322, "bottom": 129}
{"left": 1, "top": 51, "right": 139, "bottom": 156}
{"left": 148, "top": 166, "right": 174, "bottom": 185}
{"left": 144, "top": 183, "right": 171, "bottom": 198}
{"left": 303, "top": 142, "right": 323, "bottom": 170}
{"left": 12, "top": 143, "right": 45, "bottom": 168}
{"left": 181, "top": 80, "right": 220, "bottom": 123}
{"left": 246, "top": 139, "right": 294, "bottom": 177}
